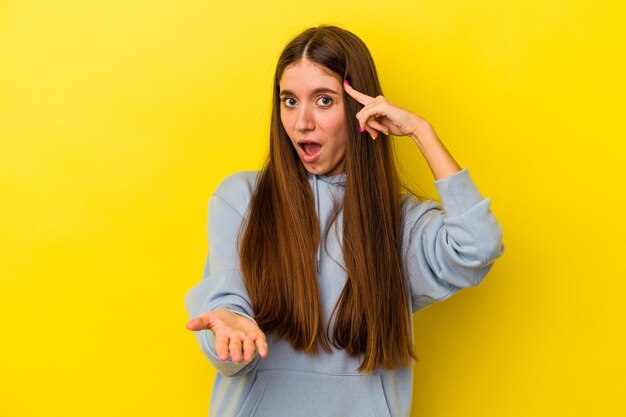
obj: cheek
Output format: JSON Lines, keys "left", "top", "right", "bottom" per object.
{"left": 323, "top": 111, "right": 345, "bottom": 133}
{"left": 330, "top": 117, "right": 349, "bottom": 144}
{"left": 280, "top": 112, "right": 298, "bottom": 145}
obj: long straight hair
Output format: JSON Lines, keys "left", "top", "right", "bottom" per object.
{"left": 239, "top": 25, "right": 416, "bottom": 372}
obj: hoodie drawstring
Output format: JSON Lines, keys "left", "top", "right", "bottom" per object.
{"left": 313, "top": 175, "right": 321, "bottom": 273}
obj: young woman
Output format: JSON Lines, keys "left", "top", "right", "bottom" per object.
{"left": 185, "top": 25, "right": 504, "bottom": 417}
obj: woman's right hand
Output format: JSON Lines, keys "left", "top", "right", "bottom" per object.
{"left": 186, "top": 310, "right": 268, "bottom": 364}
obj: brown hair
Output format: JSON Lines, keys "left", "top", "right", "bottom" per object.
{"left": 239, "top": 25, "right": 416, "bottom": 372}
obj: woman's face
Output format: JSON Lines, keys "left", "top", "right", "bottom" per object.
{"left": 279, "top": 59, "right": 350, "bottom": 176}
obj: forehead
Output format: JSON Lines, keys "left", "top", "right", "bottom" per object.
{"left": 279, "top": 60, "right": 341, "bottom": 91}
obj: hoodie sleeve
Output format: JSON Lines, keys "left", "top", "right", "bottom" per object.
{"left": 184, "top": 172, "right": 259, "bottom": 377}
{"left": 402, "top": 168, "right": 505, "bottom": 312}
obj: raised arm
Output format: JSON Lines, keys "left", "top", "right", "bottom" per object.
{"left": 401, "top": 168, "right": 505, "bottom": 311}
{"left": 343, "top": 79, "right": 461, "bottom": 180}
{"left": 342, "top": 79, "right": 504, "bottom": 309}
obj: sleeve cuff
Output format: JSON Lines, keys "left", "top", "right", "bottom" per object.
{"left": 433, "top": 168, "right": 484, "bottom": 216}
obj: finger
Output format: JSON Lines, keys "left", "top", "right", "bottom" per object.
{"left": 186, "top": 316, "right": 209, "bottom": 331}
{"left": 242, "top": 338, "right": 257, "bottom": 363}
{"left": 356, "top": 102, "right": 389, "bottom": 136}
{"left": 366, "top": 119, "right": 389, "bottom": 135}
{"left": 355, "top": 99, "right": 387, "bottom": 122}
{"left": 255, "top": 334, "right": 268, "bottom": 358}
{"left": 229, "top": 338, "right": 244, "bottom": 364}
{"left": 343, "top": 80, "right": 374, "bottom": 106}
{"left": 357, "top": 121, "right": 379, "bottom": 140}
{"left": 214, "top": 332, "right": 230, "bottom": 362}
{"left": 366, "top": 128, "right": 379, "bottom": 141}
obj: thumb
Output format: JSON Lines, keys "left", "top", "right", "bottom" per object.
{"left": 186, "top": 314, "right": 210, "bottom": 331}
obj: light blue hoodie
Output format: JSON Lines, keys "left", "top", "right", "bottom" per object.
{"left": 184, "top": 167, "right": 505, "bottom": 417}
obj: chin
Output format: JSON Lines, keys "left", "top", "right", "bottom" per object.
{"left": 303, "top": 166, "right": 325, "bottom": 175}
{"left": 300, "top": 159, "right": 343, "bottom": 176}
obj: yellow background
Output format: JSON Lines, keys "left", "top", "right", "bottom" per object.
{"left": 1, "top": 1, "right": 624, "bottom": 416}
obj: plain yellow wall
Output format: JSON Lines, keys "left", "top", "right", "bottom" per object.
{"left": 1, "top": 1, "right": 624, "bottom": 416}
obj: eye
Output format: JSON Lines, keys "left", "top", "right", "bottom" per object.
{"left": 281, "top": 97, "right": 297, "bottom": 108}
{"left": 318, "top": 96, "right": 333, "bottom": 107}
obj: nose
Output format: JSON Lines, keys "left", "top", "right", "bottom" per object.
{"left": 294, "top": 104, "right": 315, "bottom": 132}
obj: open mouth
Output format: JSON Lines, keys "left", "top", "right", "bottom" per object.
{"left": 298, "top": 141, "right": 322, "bottom": 163}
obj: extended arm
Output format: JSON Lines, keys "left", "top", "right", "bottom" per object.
{"left": 184, "top": 174, "right": 267, "bottom": 377}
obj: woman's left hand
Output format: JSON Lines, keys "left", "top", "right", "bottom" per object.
{"left": 343, "top": 80, "right": 429, "bottom": 140}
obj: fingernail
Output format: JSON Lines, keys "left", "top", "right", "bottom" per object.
{"left": 369, "top": 132, "right": 377, "bottom": 141}
{"left": 382, "top": 131, "right": 388, "bottom": 135}
{"left": 344, "top": 80, "right": 350, "bottom": 87}
{"left": 359, "top": 126, "right": 363, "bottom": 133}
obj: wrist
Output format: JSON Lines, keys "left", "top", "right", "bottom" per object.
{"left": 409, "top": 120, "right": 437, "bottom": 145}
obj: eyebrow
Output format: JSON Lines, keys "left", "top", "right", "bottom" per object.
{"left": 279, "top": 87, "right": 340, "bottom": 97}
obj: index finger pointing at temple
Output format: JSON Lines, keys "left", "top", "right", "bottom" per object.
{"left": 343, "top": 80, "right": 374, "bottom": 106}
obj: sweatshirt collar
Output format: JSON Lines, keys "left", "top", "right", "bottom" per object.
{"left": 306, "top": 171, "right": 347, "bottom": 186}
